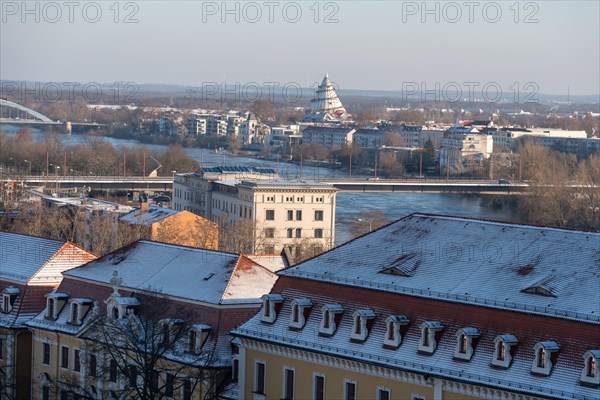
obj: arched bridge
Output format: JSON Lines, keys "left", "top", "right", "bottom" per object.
{"left": 0, "top": 99, "right": 55, "bottom": 122}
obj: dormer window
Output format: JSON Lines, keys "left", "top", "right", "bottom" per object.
{"left": 580, "top": 350, "right": 600, "bottom": 386}
{"left": 289, "top": 298, "right": 312, "bottom": 330}
{"left": 491, "top": 334, "right": 518, "bottom": 368}
{"left": 319, "top": 304, "right": 343, "bottom": 337}
{"left": 67, "top": 299, "right": 93, "bottom": 326}
{"left": 531, "top": 341, "right": 560, "bottom": 376}
{"left": 105, "top": 296, "right": 140, "bottom": 320}
{"left": 188, "top": 324, "right": 211, "bottom": 354}
{"left": 350, "top": 310, "right": 375, "bottom": 343}
{"left": 383, "top": 315, "right": 410, "bottom": 349}
{"left": 71, "top": 303, "right": 79, "bottom": 323}
{"left": 2, "top": 288, "right": 19, "bottom": 313}
{"left": 418, "top": 321, "right": 444, "bottom": 354}
{"left": 45, "top": 292, "right": 68, "bottom": 320}
{"left": 260, "top": 294, "right": 284, "bottom": 324}
{"left": 160, "top": 319, "right": 184, "bottom": 347}
{"left": 453, "top": 327, "right": 480, "bottom": 361}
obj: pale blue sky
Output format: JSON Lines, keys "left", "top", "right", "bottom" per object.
{"left": 1, "top": 1, "right": 599, "bottom": 95}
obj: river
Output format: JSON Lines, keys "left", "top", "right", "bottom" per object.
{"left": 2, "top": 126, "right": 520, "bottom": 245}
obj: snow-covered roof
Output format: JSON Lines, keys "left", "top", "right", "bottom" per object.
{"left": 0, "top": 232, "right": 65, "bottom": 283}
{"left": 119, "top": 205, "right": 180, "bottom": 225}
{"left": 281, "top": 214, "right": 600, "bottom": 323}
{"left": 0, "top": 232, "right": 95, "bottom": 284}
{"left": 63, "top": 241, "right": 280, "bottom": 305}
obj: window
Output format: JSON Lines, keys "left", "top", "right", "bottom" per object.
{"left": 60, "top": 346, "right": 69, "bottom": 369}
{"left": 266, "top": 210, "right": 275, "bottom": 220}
{"left": 232, "top": 358, "right": 239, "bottom": 382}
{"left": 261, "top": 294, "right": 283, "bottom": 324}
{"left": 183, "top": 379, "right": 192, "bottom": 400}
{"left": 89, "top": 354, "right": 97, "bottom": 377}
{"left": 287, "top": 210, "right": 294, "bottom": 221}
{"left": 296, "top": 210, "right": 302, "bottom": 221}
{"left": 350, "top": 310, "right": 375, "bottom": 342}
{"left": 150, "top": 369, "right": 159, "bottom": 391}
{"left": 418, "top": 321, "right": 444, "bottom": 354}
{"left": 47, "top": 299, "right": 55, "bottom": 319}
{"left": 531, "top": 341, "right": 559, "bottom": 376}
{"left": 2, "top": 294, "right": 11, "bottom": 313}
{"left": 319, "top": 304, "right": 343, "bottom": 336}
{"left": 283, "top": 367, "right": 294, "bottom": 400}
{"left": 295, "top": 228, "right": 302, "bottom": 238}
{"left": 314, "top": 210, "right": 324, "bottom": 221}
{"left": 313, "top": 374, "right": 325, "bottom": 400}
{"left": 314, "top": 229, "right": 323, "bottom": 238}
{"left": 109, "top": 359, "right": 118, "bottom": 382}
{"left": 289, "top": 298, "right": 312, "bottom": 330}
{"left": 265, "top": 245, "right": 275, "bottom": 254}
{"left": 165, "top": 373, "right": 174, "bottom": 397}
{"left": 42, "top": 343, "right": 51, "bottom": 365}
{"left": 42, "top": 386, "right": 50, "bottom": 400}
{"left": 189, "top": 330, "right": 197, "bottom": 353}
{"left": 287, "top": 228, "right": 293, "bottom": 238}
{"left": 383, "top": 315, "right": 410, "bottom": 349}
{"left": 492, "top": 334, "right": 518, "bottom": 368}
{"left": 580, "top": 350, "right": 600, "bottom": 385}
{"left": 588, "top": 357, "right": 596, "bottom": 377}
{"left": 537, "top": 347, "right": 545, "bottom": 368}
{"left": 453, "top": 327, "right": 480, "bottom": 361}
{"left": 70, "top": 303, "right": 79, "bottom": 324}
{"left": 344, "top": 381, "right": 357, "bottom": 400}
{"left": 377, "top": 388, "right": 391, "bottom": 400}
{"left": 0, "top": 338, "right": 3, "bottom": 360}
{"left": 255, "top": 361, "right": 266, "bottom": 394}
{"left": 264, "top": 228, "right": 275, "bottom": 238}
{"left": 73, "top": 349, "right": 81, "bottom": 372}
{"left": 498, "top": 341, "right": 505, "bottom": 361}
{"left": 128, "top": 365, "right": 138, "bottom": 386}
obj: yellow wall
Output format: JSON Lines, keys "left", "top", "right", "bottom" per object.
{"left": 244, "top": 347, "right": 434, "bottom": 400}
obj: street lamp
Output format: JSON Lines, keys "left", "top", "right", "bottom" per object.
{"left": 357, "top": 218, "right": 372, "bottom": 232}
{"left": 171, "top": 171, "right": 176, "bottom": 200}
{"left": 24, "top": 160, "right": 31, "bottom": 176}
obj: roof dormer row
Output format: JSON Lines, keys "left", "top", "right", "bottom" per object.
{"left": 260, "top": 295, "right": 600, "bottom": 386}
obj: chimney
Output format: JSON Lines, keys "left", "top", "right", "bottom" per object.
{"left": 140, "top": 201, "right": 149, "bottom": 213}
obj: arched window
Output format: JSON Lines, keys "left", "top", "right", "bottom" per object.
{"left": 491, "top": 334, "right": 518, "bottom": 369}
{"left": 580, "top": 350, "right": 600, "bottom": 386}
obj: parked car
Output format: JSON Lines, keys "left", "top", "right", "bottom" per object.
{"left": 498, "top": 179, "right": 510, "bottom": 185}
{"left": 154, "top": 195, "right": 171, "bottom": 203}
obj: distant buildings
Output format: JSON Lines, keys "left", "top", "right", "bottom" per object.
{"left": 492, "top": 127, "right": 598, "bottom": 156}
{"left": 233, "top": 213, "right": 600, "bottom": 400}
{"left": 265, "top": 124, "right": 302, "bottom": 148}
{"left": 0, "top": 233, "right": 96, "bottom": 399}
{"left": 439, "top": 126, "right": 493, "bottom": 173}
{"left": 301, "top": 126, "right": 355, "bottom": 150}
{"left": 173, "top": 167, "right": 338, "bottom": 255}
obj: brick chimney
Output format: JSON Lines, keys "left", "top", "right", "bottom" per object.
{"left": 140, "top": 201, "right": 149, "bottom": 213}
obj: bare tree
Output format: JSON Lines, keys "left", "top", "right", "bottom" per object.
{"left": 350, "top": 209, "right": 391, "bottom": 238}
{"left": 52, "top": 290, "right": 219, "bottom": 400}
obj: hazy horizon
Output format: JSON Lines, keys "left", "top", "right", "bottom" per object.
{"left": 2, "top": 1, "right": 599, "bottom": 96}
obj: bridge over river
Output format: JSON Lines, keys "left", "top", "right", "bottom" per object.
{"left": 8, "top": 176, "right": 529, "bottom": 194}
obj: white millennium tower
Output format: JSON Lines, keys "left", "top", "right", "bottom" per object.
{"left": 305, "top": 74, "right": 348, "bottom": 122}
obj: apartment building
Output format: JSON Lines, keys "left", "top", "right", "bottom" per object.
{"left": 233, "top": 213, "right": 600, "bottom": 400}
{"left": 26, "top": 240, "right": 287, "bottom": 400}
{"left": 439, "top": 128, "right": 493, "bottom": 173}
{"left": 0, "top": 233, "right": 96, "bottom": 400}
{"left": 301, "top": 126, "right": 355, "bottom": 150}
{"left": 353, "top": 128, "right": 384, "bottom": 149}
{"left": 492, "top": 128, "right": 598, "bottom": 156}
{"left": 174, "top": 167, "right": 338, "bottom": 254}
